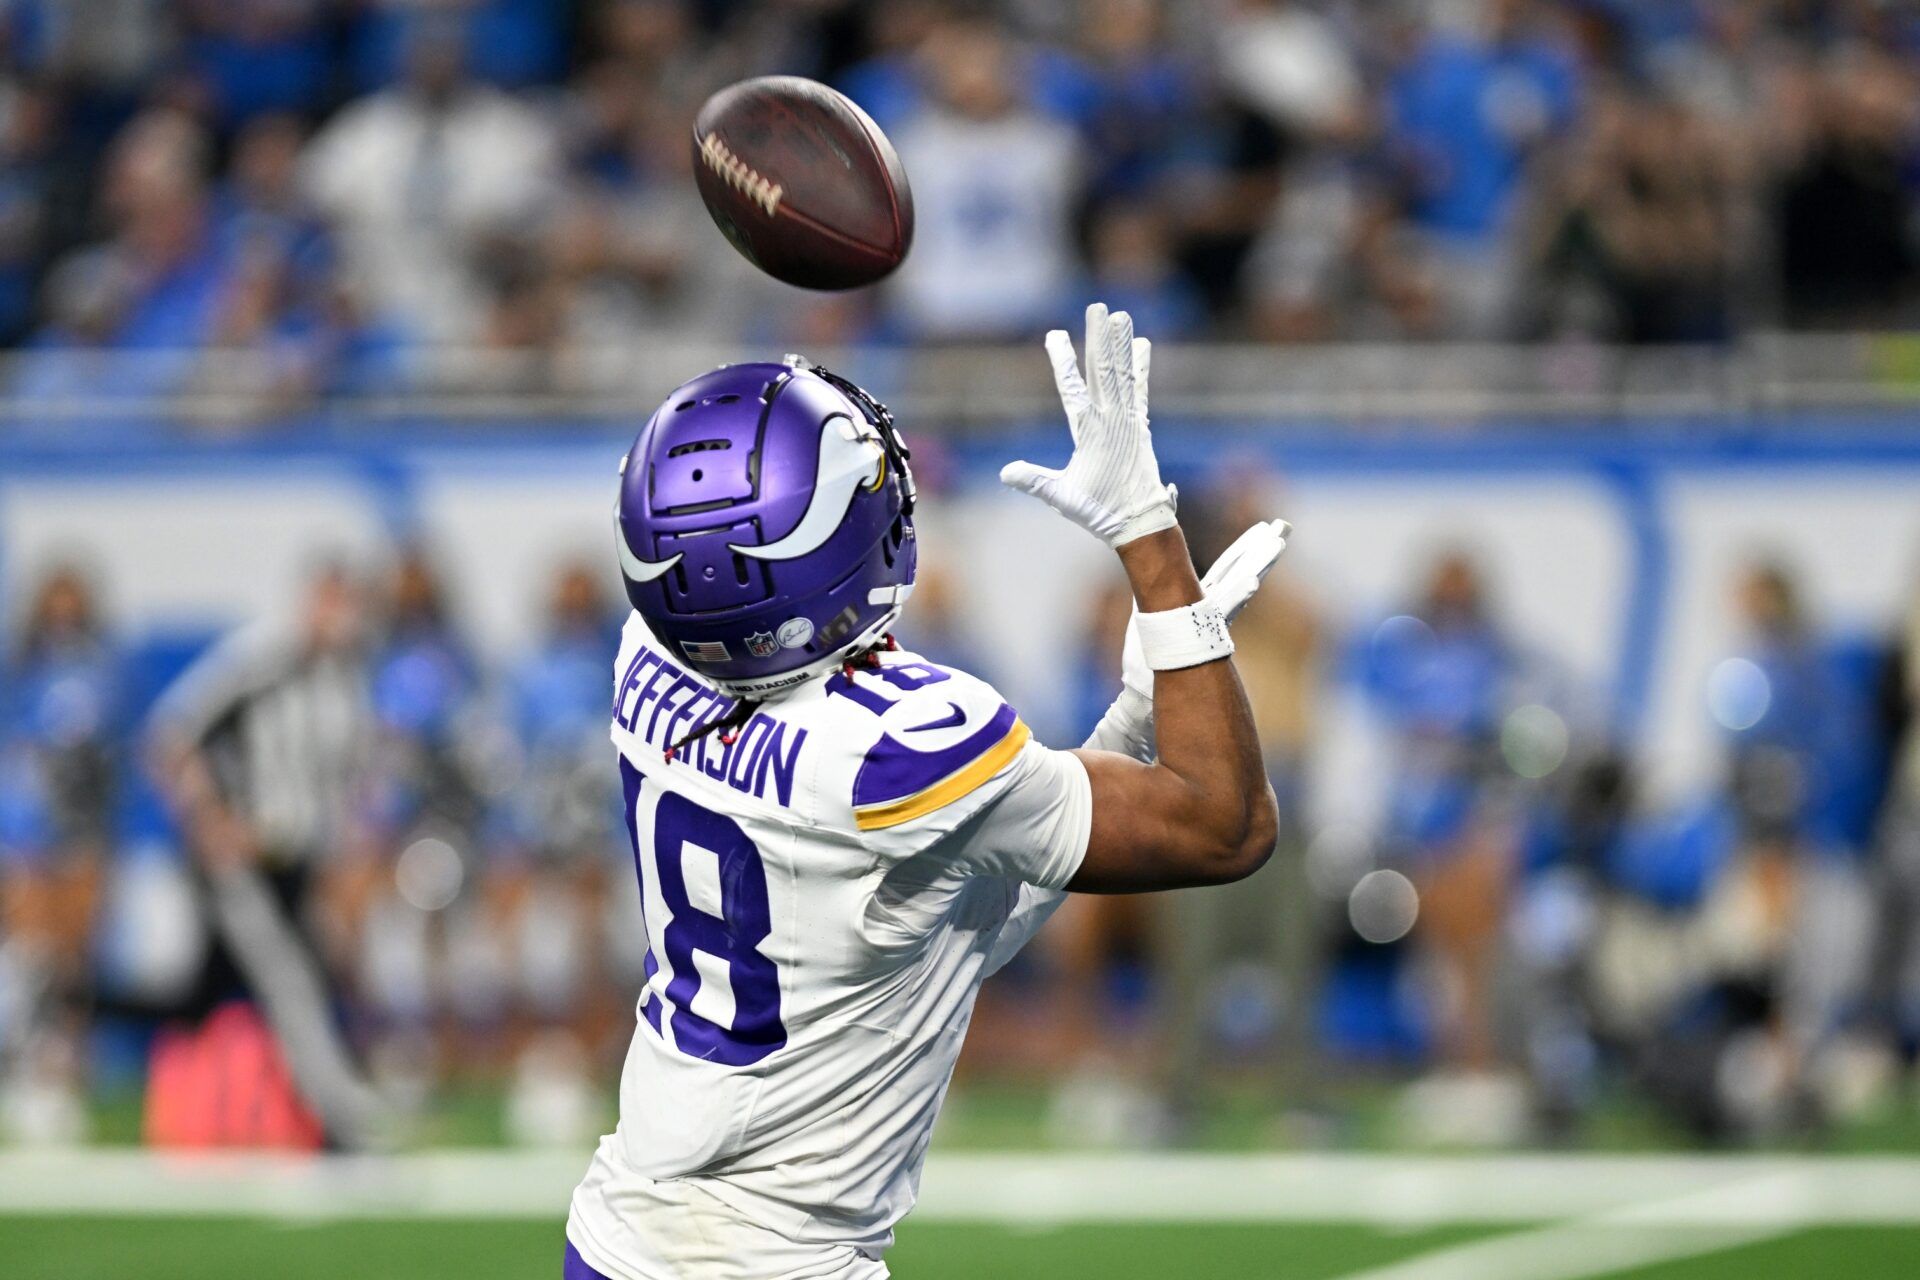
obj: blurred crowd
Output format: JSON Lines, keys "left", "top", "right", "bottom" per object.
{"left": 5, "top": 475, "right": 1920, "bottom": 1152}
{"left": 0, "top": 546, "right": 644, "bottom": 1144}
{"left": 971, "top": 489, "right": 1920, "bottom": 1149}
{"left": 1, "top": 0, "right": 1919, "bottom": 420}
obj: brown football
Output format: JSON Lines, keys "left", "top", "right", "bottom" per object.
{"left": 691, "top": 76, "right": 914, "bottom": 291}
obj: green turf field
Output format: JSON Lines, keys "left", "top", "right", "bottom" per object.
{"left": 9, "top": 1217, "right": 1920, "bottom": 1279}
{"left": 10, "top": 1146, "right": 1920, "bottom": 1278}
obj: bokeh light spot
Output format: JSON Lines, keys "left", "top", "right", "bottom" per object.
{"left": 396, "top": 836, "right": 465, "bottom": 912}
{"left": 1501, "top": 703, "right": 1569, "bottom": 779}
{"left": 1349, "top": 869, "right": 1419, "bottom": 944}
{"left": 1707, "top": 657, "right": 1771, "bottom": 731}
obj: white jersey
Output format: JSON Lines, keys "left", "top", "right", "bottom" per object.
{"left": 568, "top": 617, "right": 1088, "bottom": 1279}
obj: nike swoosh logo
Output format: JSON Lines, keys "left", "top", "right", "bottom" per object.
{"left": 905, "top": 702, "right": 966, "bottom": 733}
{"left": 614, "top": 504, "right": 683, "bottom": 583}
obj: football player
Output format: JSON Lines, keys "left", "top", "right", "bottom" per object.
{"left": 567, "top": 305, "right": 1288, "bottom": 1279}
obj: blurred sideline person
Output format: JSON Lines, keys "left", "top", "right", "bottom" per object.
{"left": 1374, "top": 553, "right": 1518, "bottom": 1078}
{"left": 1156, "top": 470, "right": 1322, "bottom": 1118}
{"left": 0, "top": 562, "right": 122, "bottom": 1141}
{"left": 1702, "top": 561, "right": 1873, "bottom": 1135}
{"left": 148, "top": 561, "right": 392, "bottom": 1148}
{"left": 567, "top": 305, "right": 1287, "bottom": 1279}
{"left": 1034, "top": 468, "right": 1325, "bottom": 1137}
{"left": 492, "top": 560, "right": 626, "bottom": 1146}
{"left": 1050, "top": 579, "right": 1153, "bottom": 1069}
{"left": 1586, "top": 559, "right": 1881, "bottom": 1140}
{"left": 353, "top": 547, "right": 496, "bottom": 1095}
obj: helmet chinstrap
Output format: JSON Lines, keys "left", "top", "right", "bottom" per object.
{"left": 807, "top": 361, "right": 916, "bottom": 519}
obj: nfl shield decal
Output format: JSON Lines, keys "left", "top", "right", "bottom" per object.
{"left": 745, "top": 631, "right": 779, "bottom": 658}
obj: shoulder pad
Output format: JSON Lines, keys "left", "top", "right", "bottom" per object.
{"left": 828, "top": 657, "right": 1030, "bottom": 833}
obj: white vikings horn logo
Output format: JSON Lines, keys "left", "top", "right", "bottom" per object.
{"left": 732, "top": 415, "right": 884, "bottom": 562}
{"left": 615, "top": 504, "right": 683, "bottom": 583}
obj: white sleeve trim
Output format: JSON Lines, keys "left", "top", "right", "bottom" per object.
{"left": 1025, "top": 747, "right": 1091, "bottom": 890}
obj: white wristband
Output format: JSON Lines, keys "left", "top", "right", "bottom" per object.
{"left": 1134, "top": 601, "right": 1233, "bottom": 670}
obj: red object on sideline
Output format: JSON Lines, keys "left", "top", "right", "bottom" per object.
{"left": 144, "top": 1002, "right": 324, "bottom": 1151}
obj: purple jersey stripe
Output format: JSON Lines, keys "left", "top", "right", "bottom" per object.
{"left": 564, "top": 1242, "right": 615, "bottom": 1280}
{"left": 852, "top": 700, "right": 1018, "bottom": 809}
{"left": 616, "top": 756, "right": 664, "bottom": 1035}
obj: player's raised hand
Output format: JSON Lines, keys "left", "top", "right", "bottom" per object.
{"left": 999, "top": 303, "right": 1178, "bottom": 548}
{"left": 1120, "top": 519, "right": 1292, "bottom": 700}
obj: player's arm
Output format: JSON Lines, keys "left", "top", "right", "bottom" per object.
{"left": 981, "top": 521, "right": 1287, "bottom": 972}
{"left": 1070, "top": 527, "right": 1277, "bottom": 890}
{"left": 1001, "top": 303, "right": 1284, "bottom": 893}
{"left": 147, "top": 625, "right": 278, "bottom": 870}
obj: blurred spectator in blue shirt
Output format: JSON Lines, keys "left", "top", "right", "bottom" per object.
{"left": 837, "top": 1, "right": 943, "bottom": 131}
{"left": 513, "top": 565, "right": 619, "bottom": 761}
{"left": 840, "top": 0, "right": 1096, "bottom": 136}
{"left": 177, "top": 0, "right": 333, "bottom": 130}
{"left": 503, "top": 562, "right": 622, "bottom": 865}
{"left": 483, "top": 562, "right": 624, "bottom": 1056}
{"left": 184, "top": 113, "right": 371, "bottom": 422}
{"left": 1387, "top": 0, "right": 1580, "bottom": 243}
{"left": 216, "top": 114, "right": 333, "bottom": 279}
{"left": 1719, "top": 562, "right": 1838, "bottom": 846}
{"left": 1080, "top": 202, "right": 1205, "bottom": 339}
{"left": 15, "top": 110, "right": 226, "bottom": 406}
{"left": 1385, "top": 0, "right": 1580, "bottom": 335}
{"left": 2, "top": 561, "right": 122, "bottom": 866}
{"left": 0, "top": 561, "right": 121, "bottom": 1117}
{"left": 1369, "top": 553, "right": 1514, "bottom": 854}
{"left": 189, "top": 110, "right": 410, "bottom": 417}
{"left": 96, "top": 111, "right": 226, "bottom": 353}
{"left": 1073, "top": 0, "right": 1196, "bottom": 201}
{"left": 366, "top": 546, "right": 482, "bottom": 841}
{"left": 348, "top": 0, "right": 572, "bottom": 93}
{"left": 352, "top": 546, "right": 488, "bottom": 1041}
{"left": 1368, "top": 550, "right": 1517, "bottom": 1070}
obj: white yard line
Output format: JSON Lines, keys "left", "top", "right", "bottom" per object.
{"left": 917, "top": 1153, "right": 1920, "bottom": 1229}
{"left": 1322, "top": 1224, "right": 1785, "bottom": 1280}
{"left": 1, "top": 1150, "right": 1919, "bottom": 1230}
{"left": 1323, "top": 1172, "right": 1809, "bottom": 1280}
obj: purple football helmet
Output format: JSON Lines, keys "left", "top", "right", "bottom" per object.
{"left": 615, "top": 358, "right": 917, "bottom": 696}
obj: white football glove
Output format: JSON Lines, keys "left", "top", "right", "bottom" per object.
{"left": 1000, "top": 302, "right": 1178, "bottom": 548}
{"left": 1120, "top": 519, "right": 1292, "bottom": 700}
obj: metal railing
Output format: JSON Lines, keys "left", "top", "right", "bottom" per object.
{"left": 4, "top": 333, "right": 1920, "bottom": 433}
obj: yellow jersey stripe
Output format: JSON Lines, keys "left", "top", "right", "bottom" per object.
{"left": 854, "top": 718, "right": 1032, "bottom": 831}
